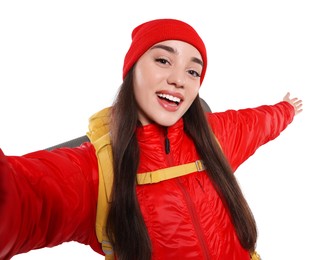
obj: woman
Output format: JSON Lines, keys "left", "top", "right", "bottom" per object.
{"left": 0, "top": 18, "right": 302, "bottom": 260}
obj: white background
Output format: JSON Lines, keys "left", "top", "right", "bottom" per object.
{"left": 0, "top": 0, "right": 321, "bottom": 259}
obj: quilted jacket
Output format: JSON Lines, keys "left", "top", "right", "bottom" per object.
{"left": 0, "top": 101, "right": 294, "bottom": 260}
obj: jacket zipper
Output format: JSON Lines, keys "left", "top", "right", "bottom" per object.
{"left": 162, "top": 128, "right": 211, "bottom": 258}
{"left": 176, "top": 178, "right": 212, "bottom": 260}
{"left": 163, "top": 128, "right": 174, "bottom": 166}
{"left": 164, "top": 128, "right": 170, "bottom": 154}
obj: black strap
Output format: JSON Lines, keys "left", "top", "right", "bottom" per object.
{"left": 46, "top": 135, "right": 90, "bottom": 151}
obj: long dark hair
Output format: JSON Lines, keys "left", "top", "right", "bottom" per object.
{"left": 107, "top": 68, "right": 257, "bottom": 260}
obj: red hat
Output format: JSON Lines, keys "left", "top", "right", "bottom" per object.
{"left": 123, "top": 18, "right": 207, "bottom": 85}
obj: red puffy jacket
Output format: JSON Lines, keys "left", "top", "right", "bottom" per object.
{"left": 0, "top": 102, "right": 294, "bottom": 260}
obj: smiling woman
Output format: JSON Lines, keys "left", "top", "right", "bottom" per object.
{"left": 0, "top": 16, "right": 304, "bottom": 260}
{"left": 133, "top": 40, "right": 202, "bottom": 126}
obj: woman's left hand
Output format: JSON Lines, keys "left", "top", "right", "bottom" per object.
{"left": 283, "top": 92, "right": 303, "bottom": 116}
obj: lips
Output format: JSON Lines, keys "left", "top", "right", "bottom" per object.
{"left": 156, "top": 92, "right": 183, "bottom": 112}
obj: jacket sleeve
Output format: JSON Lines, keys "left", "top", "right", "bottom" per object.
{"left": 0, "top": 142, "right": 102, "bottom": 259}
{"left": 207, "top": 101, "right": 295, "bottom": 172}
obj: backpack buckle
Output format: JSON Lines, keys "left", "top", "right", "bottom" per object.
{"left": 195, "top": 160, "right": 205, "bottom": 171}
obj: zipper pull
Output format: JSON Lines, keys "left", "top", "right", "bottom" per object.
{"left": 165, "top": 128, "right": 170, "bottom": 154}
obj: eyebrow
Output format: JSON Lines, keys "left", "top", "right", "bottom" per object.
{"left": 150, "top": 44, "right": 204, "bottom": 67}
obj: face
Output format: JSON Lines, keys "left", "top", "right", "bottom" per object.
{"left": 133, "top": 40, "right": 204, "bottom": 126}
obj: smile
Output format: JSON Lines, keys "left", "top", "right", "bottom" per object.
{"left": 157, "top": 93, "right": 181, "bottom": 105}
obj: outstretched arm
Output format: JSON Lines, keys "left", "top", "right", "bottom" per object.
{"left": 208, "top": 93, "right": 302, "bottom": 171}
{"left": 0, "top": 144, "right": 101, "bottom": 259}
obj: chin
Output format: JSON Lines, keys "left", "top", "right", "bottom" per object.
{"left": 154, "top": 117, "right": 180, "bottom": 127}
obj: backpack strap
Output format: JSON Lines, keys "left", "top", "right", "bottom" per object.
{"left": 136, "top": 160, "right": 205, "bottom": 184}
{"left": 250, "top": 251, "right": 261, "bottom": 260}
{"left": 89, "top": 132, "right": 114, "bottom": 259}
{"left": 86, "top": 107, "right": 115, "bottom": 259}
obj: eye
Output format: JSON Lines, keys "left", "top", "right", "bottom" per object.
{"left": 155, "top": 58, "right": 170, "bottom": 65}
{"left": 187, "top": 69, "right": 201, "bottom": 78}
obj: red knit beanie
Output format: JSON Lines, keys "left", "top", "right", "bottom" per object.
{"left": 123, "top": 18, "right": 207, "bottom": 85}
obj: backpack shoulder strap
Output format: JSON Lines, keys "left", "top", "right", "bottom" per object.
{"left": 87, "top": 107, "right": 115, "bottom": 259}
{"left": 90, "top": 132, "right": 115, "bottom": 258}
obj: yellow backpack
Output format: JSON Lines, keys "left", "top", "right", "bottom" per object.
{"left": 86, "top": 107, "right": 260, "bottom": 260}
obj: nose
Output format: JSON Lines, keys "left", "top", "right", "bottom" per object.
{"left": 167, "top": 68, "right": 186, "bottom": 88}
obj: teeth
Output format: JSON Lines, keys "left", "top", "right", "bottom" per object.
{"left": 157, "top": 93, "right": 181, "bottom": 103}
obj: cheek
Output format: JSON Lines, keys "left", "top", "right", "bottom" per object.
{"left": 133, "top": 67, "right": 147, "bottom": 95}
{"left": 133, "top": 66, "right": 143, "bottom": 87}
{"left": 188, "top": 86, "right": 200, "bottom": 101}
{"left": 135, "top": 59, "right": 164, "bottom": 86}
{"left": 134, "top": 67, "right": 152, "bottom": 92}
{"left": 133, "top": 72, "right": 150, "bottom": 111}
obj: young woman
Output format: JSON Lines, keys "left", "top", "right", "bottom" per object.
{"left": 0, "top": 18, "right": 302, "bottom": 260}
